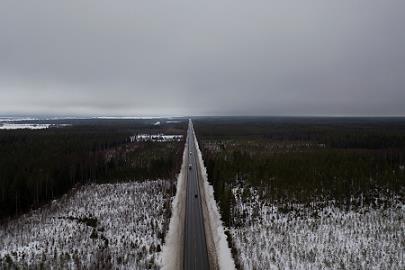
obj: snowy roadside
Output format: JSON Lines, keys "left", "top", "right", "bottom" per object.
{"left": 0, "top": 180, "right": 172, "bottom": 269}
{"left": 161, "top": 135, "right": 188, "bottom": 270}
{"left": 192, "top": 126, "right": 236, "bottom": 270}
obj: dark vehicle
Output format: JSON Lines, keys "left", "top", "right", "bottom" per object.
{"left": 194, "top": 194, "right": 198, "bottom": 198}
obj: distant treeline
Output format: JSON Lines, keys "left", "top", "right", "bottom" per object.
{"left": 0, "top": 119, "right": 186, "bottom": 220}
{"left": 194, "top": 117, "right": 405, "bottom": 149}
{"left": 194, "top": 117, "right": 405, "bottom": 227}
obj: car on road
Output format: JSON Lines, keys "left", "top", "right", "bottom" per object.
{"left": 189, "top": 164, "right": 192, "bottom": 170}
{"left": 194, "top": 194, "right": 198, "bottom": 198}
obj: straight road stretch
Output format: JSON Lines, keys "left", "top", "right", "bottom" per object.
{"left": 183, "top": 120, "right": 210, "bottom": 270}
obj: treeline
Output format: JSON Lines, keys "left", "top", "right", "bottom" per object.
{"left": 194, "top": 117, "right": 405, "bottom": 149}
{"left": 194, "top": 117, "right": 405, "bottom": 227}
{"left": 0, "top": 120, "right": 186, "bottom": 220}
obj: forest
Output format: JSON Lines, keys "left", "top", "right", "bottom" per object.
{"left": 0, "top": 118, "right": 186, "bottom": 220}
{"left": 194, "top": 117, "right": 405, "bottom": 227}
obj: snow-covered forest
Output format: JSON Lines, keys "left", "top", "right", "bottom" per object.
{"left": 0, "top": 180, "right": 173, "bottom": 269}
{"left": 0, "top": 119, "right": 186, "bottom": 220}
{"left": 195, "top": 118, "right": 405, "bottom": 270}
{"left": 229, "top": 186, "right": 404, "bottom": 270}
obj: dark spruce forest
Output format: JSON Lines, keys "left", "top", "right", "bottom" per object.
{"left": 0, "top": 119, "right": 186, "bottom": 220}
{"left": 193, "top": 117, "right": 405, "bottom": 228}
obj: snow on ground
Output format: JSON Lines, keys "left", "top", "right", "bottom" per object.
{"left": 230, "top": 186, "right": 405, "bottom": 270}
{"left": 0, "top": 117, "right": 39, "bottom": 122}
{"left": 163, "top": 120, "right": 236, "bottom": 270}
{"left": 130, "top": 134, "right": 183, "bottom": 143}
{"left": 0, "top": 180, "right": 172, "bottom": 269}
{"left": 161, "top": 138, "right": 188, "bottom": 270}
{"left": 193, "top": 126, "right": 236, "bottom": 270}
{"left": 0, "top": 123, "right": 51, "bottom": 130}
{"left": 0, "top": 123, "right": 71, "bottom": 130}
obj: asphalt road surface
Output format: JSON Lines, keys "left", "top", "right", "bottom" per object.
{"left": 183, "top": 121, "right": 210, "bottom": 270}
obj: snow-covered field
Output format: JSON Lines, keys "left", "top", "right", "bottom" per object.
{"left": 130, "top": 134, "right": 183, "bottom": 143}
{"left": 0, "top": 123, "right": 72, "bottom": 130}
{"left": 0, "top": 180, "right": 172, "bottom": 269}
{"left": 0, "top": 123, "right": 51, "bottom": 130}
{"left": 230, "top": 187, "right": 404, "bottom": 270}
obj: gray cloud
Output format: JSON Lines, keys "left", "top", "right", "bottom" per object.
{"left": 0, "top": 0, "right": 404, "bottom": 116}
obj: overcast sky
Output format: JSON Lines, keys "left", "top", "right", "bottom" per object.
{"left": 1, "top": 1, "right": 404, "bottom": 116}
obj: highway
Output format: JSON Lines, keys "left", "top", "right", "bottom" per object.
{"left": 183, "top": 121, "right": 210, "bottom": 270}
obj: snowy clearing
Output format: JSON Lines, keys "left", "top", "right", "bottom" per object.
{"left": 0, "top": 123, "right": 51, "bottom": 130}
{"left": 0, "top": 180, "right": 172, "bottom": 269}
{"left": 131, "top": 134, "right": 183, "bottom": 143}
{"left": 230, "top": 186, "right": 405, "bottom": 270}
{"left": 0, "top": 123, "right": 71, "bottom": 130}
{"left": 0, "top": 117, "right": 38, "bottom": 122}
